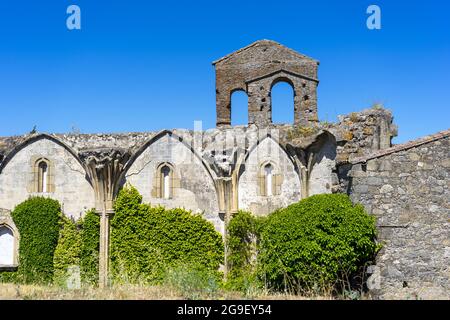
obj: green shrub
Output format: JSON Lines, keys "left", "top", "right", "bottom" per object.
{"left": 0, "top": 197, "right": 61, "bottom": 284}
{"left": 79, "top": 209, "right": 100, "bottom": 285}
{"left": 53, "top": 216, "right": 81, "bottom": 286}
{"left": 226, "top": 211, "right": 265, "bottom": 292}
{"left": 110, "top": 185, "right": 224, "bottom": 284}
{"left": 258, "top": 194, "right": 379, "bottom": 294}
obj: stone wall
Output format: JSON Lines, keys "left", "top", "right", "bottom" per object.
{"left": 0, "top": 106, "right": 396, "bottom": 229}
{"left": 326, "top": 106, "right": 398, "bottom": 163}
{"left": 213, "top": 40, "right": 319, "bottom": 127}
{"left": 125, "top": 133, "right": 222, "bottom": 233}
{"left": 349, "top": 131, "right": 450, "bottom": 299}
{"left": 238, "top": 136, "right": 301, "bottom": 216}
{"left": 0, "top": 137, "right": 95, "bottom": 219}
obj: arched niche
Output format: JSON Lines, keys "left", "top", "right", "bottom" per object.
{"left": 237, "top": 136, "right": 301, "bottom": 216}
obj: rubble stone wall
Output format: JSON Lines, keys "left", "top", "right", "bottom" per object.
{"left": 349, "top": 133, "right": 450, "bottom": 299}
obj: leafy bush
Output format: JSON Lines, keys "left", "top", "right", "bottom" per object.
{"left": 226, "top": 211, "right": 265, "bottom": 292}
{"left": 0, "top": 197, "right": 61, "bottom": 284}
{"left": 258, "top": 194, "right": 379, "bottom": 294}
{"left": 79, "top": 209, "right": 100, "bottom": 285}
{"left": 53, "top": 216, "right": 81, "bottom": 286}
{"left": 110, "top": 185, "right": 224, "bottom": 284}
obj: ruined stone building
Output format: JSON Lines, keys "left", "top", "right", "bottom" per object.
{"left": 0, "top": 40, "right": 448, "bottom": 298}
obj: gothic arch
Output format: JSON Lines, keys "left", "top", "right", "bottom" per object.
{"left": 0, "top": 134, "right": 85, "bottom": 176}
{"left": 123, "top": 130, "right": 218, "bottom": 185}
{"left": 236, "top": 135, "right": 302, "bottom": 215}
{"left": 236, "top": 134, "right": 299, "bottom": 180}
{"left": 0, "top": 134, "right": 95, "bottom": 218}
{"left": 123, "top": 130, "right": 222, "bottom": 232}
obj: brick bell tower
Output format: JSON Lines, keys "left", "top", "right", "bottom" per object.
{"left": 213, "top": 40, "right": 320, "bottom": 128}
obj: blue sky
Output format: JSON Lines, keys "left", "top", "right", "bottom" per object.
{"left": 0, "top": 0, "right": 448, "bottom": 143}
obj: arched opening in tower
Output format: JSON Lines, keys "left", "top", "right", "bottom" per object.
{"left": 231, "top": 90, "right": 248, "bottom": 126}
{"left": 271, "top": 81, "right": 295, "bottom": 124}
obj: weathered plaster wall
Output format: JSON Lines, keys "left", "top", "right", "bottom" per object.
{"left": 349, "top": 133, "right": 450, "bottom": 299}
{"left": 0, "top": 137, "right": 95, "bottom": 219}
{"left": 309, "top": 138, "right": 337, "bottom": 195}
{"left": 238, "top": 137, "right": 301, "bottom": 216}
{"left": 125, "top": 133, "right": 223, "bottom": 233}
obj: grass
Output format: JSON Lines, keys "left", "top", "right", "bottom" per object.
{"left": 0, "top": 283, "right": 338, "bottom": 300}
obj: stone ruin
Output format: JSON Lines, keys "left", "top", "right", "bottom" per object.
{"left": 0, "top": 40, "right": 448, "bottom": 298}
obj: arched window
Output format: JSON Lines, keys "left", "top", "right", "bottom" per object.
{"left": 0, "top": 225, "right": 15, "bottom": 266}
{"left": 161, "top": 165, "right": 171, "bottom": 199}
{"left": 38, "top": 161, "right": 48, "bottom": 193}
{"left": 153, "top": 163, "right": 179, "bottom": 200}
{"left": 271, "top": 80, "right": 295, "bottom": 124}
{"left": 258, "top": 162, "right": 283, "bottom": 197}
{"left": 33, "top": 158, "right": 53, "bottom": 194}
{"left": 231, "top": 90, "right": 248, "bottom": 126}
{"left": 264, "top": 163, "right": 273, "bottom": 196}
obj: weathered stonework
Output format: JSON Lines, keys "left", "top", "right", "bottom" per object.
{"left": 0, "top": 40, "right": 448, "bottom": 297}
{"left": 0, "top": 136, "right": 95, "bottom": 219}
{"left": 214, "top": 40, "right": 319, "bottom": 127}
{"left": 349, "top": 130, "right": 450, "bottom": 299}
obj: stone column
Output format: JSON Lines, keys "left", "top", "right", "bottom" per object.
{"left": 214, "top": 176, "right": 234, "bottom": 279}
{"left": 296, "top": 80, "right": 319, "bottom": 126}
{"left": 80, "top": 148, "right": 130, "bottom": 288}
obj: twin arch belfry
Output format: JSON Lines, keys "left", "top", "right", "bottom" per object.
{"left": 214, "top": 40, "right": 319, "bottom": 127}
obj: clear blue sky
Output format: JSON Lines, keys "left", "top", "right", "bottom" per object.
{"left": 0, "top": 0, "right": 449, "bottom": 143}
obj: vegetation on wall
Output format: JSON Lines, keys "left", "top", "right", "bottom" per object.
{"left": 79, "top": 209, "right": 100, "bottom": 285}
{"left": 0, "top": 197, "right": 61, "bottom": 284}
{"left": 110, "top": 185, "right": 224, "bottom": 284}
{"left": 258, "top": 194, "right": 379, "bottom": 294}
{"left": 226, "top": 211, "right": 265, "bottom": 291}
{"left": 1, "top": 191, "right": 377, "bottom": 298}
{"left": 53, "top": 216, "right": 81, "bottom": 286}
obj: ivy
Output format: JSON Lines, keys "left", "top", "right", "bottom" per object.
{"left": 0, "top": 197, "right": 61, "bottom": 284}
{"left": 226, "top": 211, "right": 265, "bottom": 291}
{"left": 53, "top": 215, "right": 81, "bottom": 286}
{"left": 110, "top": 185, "right": 224, "bottom": 284}
{"left": 79, "top": 209, "right": 100, "bottom": 285}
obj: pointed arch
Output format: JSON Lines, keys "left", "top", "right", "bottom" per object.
{"left": 237, "top": 134, "right": 299, "bottom": 179}
{"left": 123, "top": 130, "right": 222, "bottom": 232}
{"left": 123, "top": 130, "right": 218, "bottom": 185}
{"left": 0, "top": 134, "right": 85, "bottom": 176}
{"left": 236, "top": 134, "right": 302, "bottom": 215}
{"left": 0, "top": 134, "right": 95, "bottom": 218}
